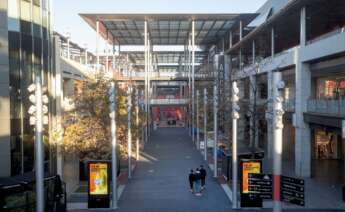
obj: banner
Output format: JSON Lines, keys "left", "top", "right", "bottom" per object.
{"left": 242, "top": 161, "right": 261, "bottom": 194}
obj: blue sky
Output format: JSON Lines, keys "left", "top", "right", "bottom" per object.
{"left": 53, "top": 0, "right": 266, "bottom": 53}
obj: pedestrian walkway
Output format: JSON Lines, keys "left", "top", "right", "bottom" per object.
{"left": 116, "top": 128, "right": 231, "bottom": 212}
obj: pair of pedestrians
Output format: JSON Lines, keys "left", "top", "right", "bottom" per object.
{"left": 188, "top": 165, "right": 207, "bottom": 196}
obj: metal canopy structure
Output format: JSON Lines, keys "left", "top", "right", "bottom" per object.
{"left": 80, "top": 13, "right": 257, "bottom": 72}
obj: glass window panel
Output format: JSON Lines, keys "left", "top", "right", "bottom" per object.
{"left": 8, "top": 0, "right": 20, "bottom": 31}
{"left": 20, "top": 0, "right": 31, "bottom": 22}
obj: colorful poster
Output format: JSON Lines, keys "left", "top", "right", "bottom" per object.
{"left": 89, "top": 163, "right": 108, "bottom": 195}
{"left": 242, "top": 161, "right": 261, "bottom": 194}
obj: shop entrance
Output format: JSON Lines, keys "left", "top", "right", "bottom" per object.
{"left": 312, "top": 127, "right": 344, "bottom": 182}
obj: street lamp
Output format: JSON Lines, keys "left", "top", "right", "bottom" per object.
{"left": 272, "top": 72, "right": 285, "bottom": 212}
{"left": 196, "top": 90, "right": 200, "bottom": 150}
{"left": 127, "top": 88, "right": 132, "bottom": 179}
{"left": 108, "top": 81, "right": 118, "bottom": 209}
{"left": 27, "top": 76, "right": 49, "bottom": 212}
{"left": 135, "top": 89, "right": 140, "bottom": 161}
{"left": 213, "top": 84, "right": 218, "bottom": 178}
{"left": 203, "top": 88, "right": 208, "bottom": 161}
{"left": 231, "top": 81, "right": 240, "bottom": 209}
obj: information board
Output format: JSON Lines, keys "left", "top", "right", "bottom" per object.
{"left": 281, "top": 176, "right": 305, "bottom": 206}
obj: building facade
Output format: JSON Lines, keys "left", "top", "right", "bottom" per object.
{"left": 0, "top": 0, "right": 54, "bottom": 177}
{"left": 225, "top": 0, "right": 345, "bottom": 180}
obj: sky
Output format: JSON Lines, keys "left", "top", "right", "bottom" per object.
{"left": 53, "top": 0, "right": 267, "bottom": 53}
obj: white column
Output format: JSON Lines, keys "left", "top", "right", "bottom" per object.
{"left": 229, "top": 31, "right": 233, "bottom": 49}
{"left": 144, "top": 21, "right": 148, "bottom": 143}
{"left": 136, "top": 89, "right": 140, "bottom": 161}
{"left": 232, "top": 81, "right": 240, "bottom": 209}
{"left": 127, "top": 88, "right": 132, "bottom": 179}
{"left": 109, "top": 82, "right": 118, "bottom": 209}
{"left": 35, "top": 74, "right": 44, "bottom": 212}
{"left": 192, "top": 21, "right": 196, "bottom": 143}
{"left": 272, "top": 72, "right": 285, "bottom": 212}
{"left": 203, "top": 88, "right": 208, "bottom": 161}
{"left": 271, "top": 27, "right": 275, "bottom": 57}
{"left": 96, "top": 21, "right": 100, "bottom": 70}
{"left": 188, "top": 39, "right": 192, "bottom": 135}
{"left": 252, "top": 40, "right": 256, "bottom": 64}
{"left": 300, "top": 7, "right": 306, "bottom": 46}
{"left": 196, "top": 90, "right": 200, "bottom": 149}
{"left": 294, "top": 56, "right": 311, "bottom": 177}
{"left": 239, "top": 20, "right": 243, "bottom": 40}
{"left": 213, "top": 85, "right": 218, "bottom": 178}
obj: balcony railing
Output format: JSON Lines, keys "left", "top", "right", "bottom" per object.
{"left": 150, "top": 98, "right": 189, "bottom": 105}
{"left": 307, "top": 99, "right": 345, "bottom": 116}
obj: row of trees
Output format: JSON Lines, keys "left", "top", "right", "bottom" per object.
{"left": 54, "top": 74, "right": 145, "bottom": 162}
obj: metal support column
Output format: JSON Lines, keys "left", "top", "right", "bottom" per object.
{"left": 273, "top": 72, "right": 284, "bottom": 212}
{"left": 127, "top": 88, "right": 132, "bottom": 179}
{"left": 144, "top": 21, "right": 148, "bottom": 143}
{"left": 136, "top": 89, "right": 140, "bottom": 161}
{"left": 192, "top": 20, "right": 195, "bottom": 143}
{"left": 196, "top": 90, "right": 200, "bottom": 149}
{"left": 188, "top": 39, "right": 192, "bottom": 136}
{"left": 232, "top": 81, "right": 240, "bottom": 209}
{"left": 213, "top": 85, "right": 218, "bottom": 178}
{"left": 35, "top": 75, "right": 44, "bottom": 212}
{"left": 110, "top": 81, "right": 118, "bottom": 209}
{"left": 203, "top": 88, "right": 208, "bottom": 161}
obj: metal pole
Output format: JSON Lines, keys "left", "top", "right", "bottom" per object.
{"left": 232, "top": 81, "right": 240, "bottom": 209}
{"left": 213, "top": 85, "right": 218, "bottom": 178}
{"left": 144, "top": 21, "right": 148, "bottom": 143}
{"left": 110, "top": 82, "right": 118, "bottom": 209}
{"left": 188, "top": 39, "right": 191, "bottom": 136}
{"left": 35, "top": 74, "right": 44, "bottom": 212}
{"left": 273, "top": 72, "right": 284, "bottom": 212}
{"left": 203, "top": 88, "right": 208, "bottom": 161}
{"left": 196, "top": 90, "right": 200, "bottom": 149}
{"left": 96, "top": 21, "right": 100, "bottom": 70}
{"left": 136, "top": 89, "right": 140, "bottom": 161}
{"left": 127, "top": 89, "right": 132, "bottom": 179}
{"left": 192, "top": 21, "right": 195, "bottom": 143}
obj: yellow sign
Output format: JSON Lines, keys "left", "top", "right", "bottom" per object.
{"left": 89, "top": 163, "right": 108, "bottom": 195}
{"left": 242, "top": 161, "right": 261, "bottom": 194}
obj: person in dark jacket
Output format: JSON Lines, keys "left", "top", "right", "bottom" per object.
{"left": 200, "top": 165, "right": 207, "bottom": 190}
{"left": 188, "top": 169, "right": 195, "bottom": 193}
{"left": 194, "top": 168, "right": 202, "bottom": 196}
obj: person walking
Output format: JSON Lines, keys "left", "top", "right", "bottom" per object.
{"left": 194, "top": 168, "right": 202, "bottom": 196}
{"left": 188, "top": 169, "right": 195, "bottom": 193}
{"left": 200, "top": 165, "right": 207, "bottom": 190}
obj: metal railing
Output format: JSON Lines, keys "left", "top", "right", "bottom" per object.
{"left": 150, "top": 98, "right": 189, "bottom": 105}
{"left": 307, "top": 99, "right": 345, "bottom": 116}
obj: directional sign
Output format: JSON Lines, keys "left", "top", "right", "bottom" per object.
{"left": 281, "top": 175, "right": 305, "bottom": 206}
{"left": 248, "top": 173, "right": 273, "bottom": 200}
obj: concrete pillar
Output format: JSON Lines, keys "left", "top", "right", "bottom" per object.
{"left": 0, "top": 0, "right": 11, "bottom": 177}
{"left": 294, "top": 52, "right": 311, "bottom": 177}
{"left": 300, "top": 7, "right": 306, "bottom": 46}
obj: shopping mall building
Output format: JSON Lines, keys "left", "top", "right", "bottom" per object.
{"left": 0, "top": 0, "right": 344, "bottom": 203}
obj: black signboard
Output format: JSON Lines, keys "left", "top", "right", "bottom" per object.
{"left": 248, "top": 173, "right": 273, "bottom": 200}
{"left": 281, "top": 176, "right": 305, "bottom": 206}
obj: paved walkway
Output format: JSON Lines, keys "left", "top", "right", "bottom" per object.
{"left": 116, "top": 128, "right": 232, "bottom": 212}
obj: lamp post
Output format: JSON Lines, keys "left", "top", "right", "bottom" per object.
{"left": 213, "top": 85, "right": 218, "bottom": 178}
{"left": 28, "top": 76, "right": 49, "bottom": 212}
{"left": 203, "top": 88, "right": 208, "bottom": 161}
{"left": 272, "top": 72, "right": 285, "bottom": 212}
{"left": 127, "top": 88, "right": 132, "bottom": 179}
{"left": 135, "top": 89, "right": 140, "bottom": 161}
{"left": 109, "top": 81, "right": 118, "bottom": 209}
{"left": 196, "top": 90, "right": 200, "bottom": 149}
{"left": 231, "top": 81, "right": 240, "bottom": 209}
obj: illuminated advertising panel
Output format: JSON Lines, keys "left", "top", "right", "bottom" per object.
{"left": 242, "top": 161, "right": 261, "bottom": 194}
{"left": 89, "top": 163, "right": 108, "bottom": 195}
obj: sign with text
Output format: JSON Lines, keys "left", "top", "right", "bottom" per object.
{"left": 248, "top": 173, "right": 273, "bottom": 200}
{"left": 281, "top": 176, "right": 305, "bottom": 206}
{"left": 240, "top": 160, "right": 263, "bottom": 208}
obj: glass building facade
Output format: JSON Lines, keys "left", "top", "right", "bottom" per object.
{"left": 7, "top": 0, "right": 54, "bottom": 176}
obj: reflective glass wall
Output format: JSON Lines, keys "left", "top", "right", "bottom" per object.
{"left": 8, "top": 0, "right": 53, "bottom": 176}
